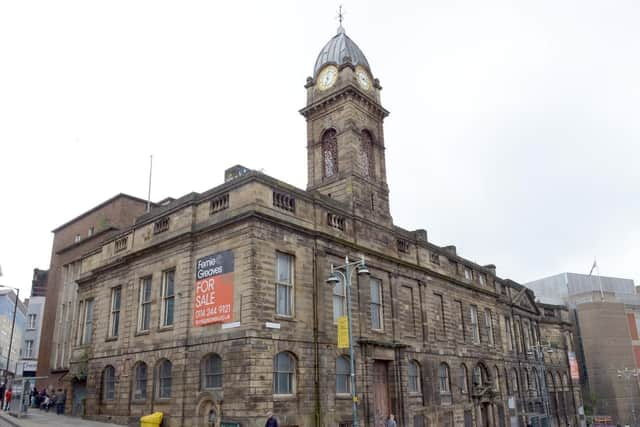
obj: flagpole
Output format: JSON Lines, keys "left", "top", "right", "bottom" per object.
{"left": 147, "top": 155, "right": 153, "bottom": 212}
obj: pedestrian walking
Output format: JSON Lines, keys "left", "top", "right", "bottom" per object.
{"left": 386, "top": 413, "right": 397, "bottom": 427}
{"left": 4, "top": 388, "right": 12, "bottom": 411}
{"left": 55, "top": 389, "right": 66, "bottom": 415}
{"left": 265, "top": 411, "right": 278, "bottom": 427}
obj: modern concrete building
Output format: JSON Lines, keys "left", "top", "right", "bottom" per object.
{"left": 0, "top": 289, "right": 27, "bottom": 380}
{"left": 527, "top": 273, "right": 638, "bottom": 426}
{"left": 54, "top": 25, "right": 582, "bottom": 427}
{"left": 37, "top": 194, "right": 153, "bottom": 387}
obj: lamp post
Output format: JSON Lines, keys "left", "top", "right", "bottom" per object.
{"left": 0, "top": 285, "right": 20, "bottom": 387}
{"left": 617, "top": 367, "right": 639, "bottom": 427}
{"left": 326, "top": 255, "right": 369, "bottom": 427}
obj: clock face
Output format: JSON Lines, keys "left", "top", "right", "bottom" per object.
{"left": 356, "top": 68, "right": 371, "bottom": 91}
{"left": 317, "top": 65, "right": 338, "bottom": 91}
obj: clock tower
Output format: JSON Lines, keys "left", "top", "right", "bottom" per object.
{"left": 300, "top": 24, "right": 392, "bottom": 225}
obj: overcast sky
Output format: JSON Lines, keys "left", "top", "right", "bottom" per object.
{"left": 1, "top": 0, "right": 638, "bottom": 299}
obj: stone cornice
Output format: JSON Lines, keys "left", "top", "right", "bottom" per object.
{"left": 299, "top": 85, "right": 389, "bottom": 120}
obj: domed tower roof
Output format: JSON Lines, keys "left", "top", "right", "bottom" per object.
{"left": 313, "top": 26, "right": 371, "bottom": 78}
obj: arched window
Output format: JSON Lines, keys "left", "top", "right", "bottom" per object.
{"left": 156, "top": 359, "right": 172, "bottom": 399}
{"left": 473, "top": 365, "right": 483, "bottom": 387}
{"left": 459, "top": 364, "right": 469, "bottom": 395}
{"left": 493, "top": 366, "right": 500, "bottom": 392}
{"left": 332, "top": 275, "right": 346, "bottom": 322}
{"left": 511, "top": 369, "right": 519, "bottom": 392}
{"left": 102, "top": 365, "right": 116, "bottom": 401}
{"left": 359, "top": 130, "right": 374, "bottom": 178}
{"left": 523, "top": 369, "right": 531, "bottom": 394}
{"left": 438, "top": 363, "right": 450, "bottom": 394}
{"left": 322, "top": 129, "right": 338, "bottom": 178}
{"left": 562, "top": 373, "right": 569, "bottom": 390}
{"left": 133, "top": 362, "right": 147, "bottom": 400}
{"left": 274, "top": 352, "right": 295, "bottom": 395}
{"left": 202, "top": 353, "right": 223, "bottom": 390}
{"left": 546, "top": 372, "right": 555, "bottom": 391}
{"left": 336, "top": 356, "right": 350, "bottom": 394}
{"left": 533, "top": 369, "right": 541, "bottom": 396}
{"left": 408, "top": 360, "right": 420, "bottom": 393}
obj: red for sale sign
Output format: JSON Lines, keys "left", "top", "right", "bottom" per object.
{"left": 193, "top": 250, "right": 234, "bottom": 326}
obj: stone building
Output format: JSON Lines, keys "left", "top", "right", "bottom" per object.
{"left": 65, "top": 25, "right": 581, "bottom": 427}
{"left": 37, "top": 194, "right": 152, "bottom": 388}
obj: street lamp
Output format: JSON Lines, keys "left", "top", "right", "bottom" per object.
{"left": 617, "top": 367, "right": 639, "bottom": 427}
{"left": 0, "top": 284, "right": 20, "bottom": 387}
{"left": 326, "top": 255, "right": 369, "bottom": 427}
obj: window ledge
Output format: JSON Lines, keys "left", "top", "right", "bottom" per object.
{"left": 274, "top": 315, "right": 296, "bottom": 322}
{"left": 131, "top": 399, "right": 148, "bottom": 405}
{"left": 371, "top": 328, "right": 385, "bottom": 334}
{"left": 157, "top": 326, "right": 174, "bottom": 333}
{"left": 273, "top": 394, "right": 296, "bottom": 401}
{"left": 335, "top": 393, "right": 352, "bottom": 400}
{"left": 105, "top": 337, "right": 118, "bottom": 342}
{"left": 135, "top": 330, "right": 151, "bottom": 337}
{"left": 154, "top": 398, "right": 172, "bottom": 403}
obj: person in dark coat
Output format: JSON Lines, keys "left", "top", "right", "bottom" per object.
{"left": 0, "top": 383, "right": 5, "bottom": 409}
{"left": 265, "top": 411, "right": 278, "bottom": 427}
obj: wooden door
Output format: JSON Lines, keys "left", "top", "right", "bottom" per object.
{"left": 373, "top": 361, "right": 389, "bottom": 427}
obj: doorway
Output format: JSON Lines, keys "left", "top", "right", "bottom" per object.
{"left": 373, "top": 361, "right": 390, "bottom": 427}
{"left": 480, "top": 402, "right": 490, "bottom": 427}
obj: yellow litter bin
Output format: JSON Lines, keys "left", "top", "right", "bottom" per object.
{"left": 140, "top": 412, "right": 163, "bottom": 427}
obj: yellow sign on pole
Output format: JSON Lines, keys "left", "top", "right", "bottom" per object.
{"left": 337, "top": 315, "right": 349, "bottom": 348}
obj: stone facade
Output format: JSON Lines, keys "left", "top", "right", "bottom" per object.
{"left": 56, "top": 26, "right": 582, "bottom": 427}
{"left": 37, "top": 194, "right": 151, "bottom": 388}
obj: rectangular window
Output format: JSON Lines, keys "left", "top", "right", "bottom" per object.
{"left": 478, "top": 273, "right": 486, "bottom": 286}
{"left": 276, "top": 252, "right": 294, "bottom": 316}
{"left": 139, "top": 277, "right": 152, "bottom": 332}
{"left": 161, "top": 270, "right": 175, "bottom": 327}
{"left": 457, "top": 301, "right": 466, "bottom": 342}
{"left": 436, "top": 294, "right": 446, "bottom": 336}
{"left": 82, "top": 299, "right": 94, "bottom": 345}
{"left": 25, "top": 340, "right": 34, "bottom": 358}
{"left": 76, "top": 301, "right": 84, "bottom": 345}
{"left": 464, "top": 267, "right": 472, "bottom": 280}
{"left": 505, "top": 316, "right": 514, "bottom": 351}
{"left": 332, "top": 276, "right": 346, "bottom": 322}
{"left": 27, "top": 314, "right": 36, "bottom": 330}
{"left": 109, "top": 286, "right": 122, "bottom": 337}
{"left": 370, "top": 278, "right": 383, "bottom": 330}
{"left": 407, "top": 286, "right": 417, "bottom": 336}
{"left": 514, "top": 317, "right": 523, "bottom": 353}
{"left": 484, "top": 309, "right": 494, "bottom": 345}
{"left": 523, "top": 319, "right": 532, "bottom": 352}
{"left": 470, "top": 305, "right": 480, "bottom": 344}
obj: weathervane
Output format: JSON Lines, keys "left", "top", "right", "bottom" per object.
{"left": 337, "top": 5, "right": 345, "bottom": 26}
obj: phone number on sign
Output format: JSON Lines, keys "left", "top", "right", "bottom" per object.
{"left": 195, "top": 304, "right": 231, "bottom": 318}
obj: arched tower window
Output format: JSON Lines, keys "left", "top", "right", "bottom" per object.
{"left": 322, "top": 129, "right": 338, "bottom": 178}
{"left": 359, "top": 130, "right": 374, "bottom": 178}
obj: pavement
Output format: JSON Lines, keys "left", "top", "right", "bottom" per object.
{"left": 0, "top": 409, "right": 124, "bottom": 427}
